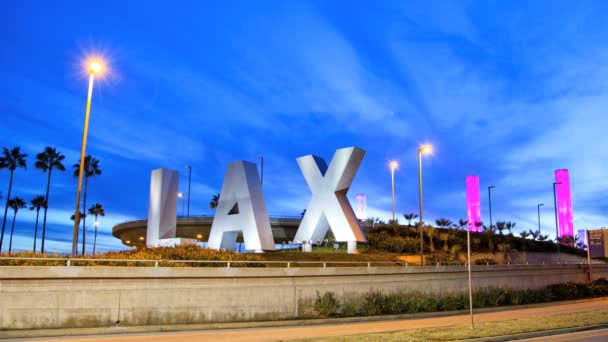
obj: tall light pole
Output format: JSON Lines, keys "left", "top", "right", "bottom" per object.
{"left": 537, "top": 203, "right": 544, "bottom": 232}
{"left": 72, "top": 58, "right": 104, "bottom": 256}
{"left": 185, "top": 165, "right": 191, "bottom": 217}
{"left": 417, "top": 144, "right": 432, "bottom": 266}
{"left": 258, "top": 155, "right": 264, "bottom": 187}
{"left": 466, "top": 214, "right": 474, "bottom": 329}
{"left": 488, "top": 185, "right": 496, "bottom": 230}
{"left": 389, "top": 160, "right": 398, "bottom": 222}
{"left": 553, "top": 181, "right": 562, "bottom": 262}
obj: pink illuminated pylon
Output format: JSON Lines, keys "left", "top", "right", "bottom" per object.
{"left": 466, "top": 176, "right": 482, "bottom": 232}
{"left": 555, "top": 169, "right": 574, "bottom": 239}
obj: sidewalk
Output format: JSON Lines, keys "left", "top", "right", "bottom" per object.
{"left": 4, "top": 298, "right": 608, "bottom": 341}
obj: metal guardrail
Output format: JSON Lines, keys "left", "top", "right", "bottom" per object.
{"left": 0, "top": 257, "right": 603, "bottom": 268}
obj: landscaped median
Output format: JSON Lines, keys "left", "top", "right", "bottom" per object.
{"left": 292, "top": 307, "right": 608, "bottom": 342}
{"left": 312, "top": 278, "right": 608, "bottom": 318}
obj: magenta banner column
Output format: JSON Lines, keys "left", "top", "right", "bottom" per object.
{"left": 466, "top": 176, "right": 482, "bottom": 232}
{"left": 555, "top": 169, "right": 574, "bottom": 239}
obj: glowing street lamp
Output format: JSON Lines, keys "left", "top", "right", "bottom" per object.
{"left": 178, "top": 192, "right": 185, "bottom": 217}
{"left": 389, "top": 160, "right": 398, "bottom": 222}
{"left": 71, "top": 57, "right": 106, "bottom": 256}
{"left": 417, "top": 144, "right": 432, "bottom": 266}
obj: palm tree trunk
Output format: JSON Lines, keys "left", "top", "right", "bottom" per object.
{"left": 41, "top": 168, "right": 52, "bottom": 253}
{"left": 0, "top": 170, "right": 14, "bottom": 253}
{"left": 81, "top": 175, "right": 88, "bottom": 255}
{"left": 93, "top": 213, "right": 98, "bottom": 255}
{"left": 9, "top": 212, "right": 16, "bottom": 254}
{"left": 33, "top": 208, "right": 40, "bottom": 252}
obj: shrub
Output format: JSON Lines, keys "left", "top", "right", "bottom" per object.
{"left": 313, "top": 291, "right": 340, "bottom": 317}
{"left": 0, "top": 245, "right": 266, "bottom": 267}
{"left": 361, "top": 290, "right": 385, "bottom": 316}
{"left": 367, "top": 231, "right": 418, "bottom": 253}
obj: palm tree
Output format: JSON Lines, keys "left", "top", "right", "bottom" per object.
{"left": 505, "top": 221, "right": 516, "bottom": 236}
{"left": 529, "top": 229, "right": 541, "bottom": 241}
{"left": 435, "top": 218, "right": 453, "bottom": 230}
{"left": 7, "top": 197, "right": 26, "bottom": 254}
{"left": 29, "top": 195, "right": 47, "bottom": 252}
{"left": 73, "top": 155, "right": 101, "bottom": 255}
{"left": 457, "top": 219, "right": 468, "bottom": 230}
{"left": 424, "top": 225, "right": 436, "bottom": 253}
{"left": 0, "top": 147, "right": 27, "bottom": 253}
{"left": 495, "top": 221, "right": 506, "bottom": 236}
{"left": 209, "top": 193, "right": 220, "bottom": 209}
{"left": 403, "top": 213, "right": 418, "bottom": 227}
{"left": 70, "top": 211, "right": 86, "bottom": 222}
{"left": 88, "top": 203, "right": 105, "bottom": 254}
{"left": 35, "top": 147, "right": 65, "bottom": 253}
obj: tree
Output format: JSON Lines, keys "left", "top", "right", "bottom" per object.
{"left": 88, "top": 203, "right": 105, "bottom": 254}
{"left": 529, "top": 229, "right": 541, "bottom": 241}
{"left": 35, "top": 146, "right": 65, "bottom": 253}
{"left": 495, "top": 221, "right": 506, "bottom": 236}
{"left": 0, "top": 147, "right": 27, "bottom": 253}
{"left": 7, "top": 197, "right": 26, "bottom": 253}
{"left": 209, "top": 193, "right": 220, "bottom": 209}
{"left": 300, "top": 209, "right": 307, "bottom": 218}
{"left": 73, "top": 155, "right": 101, "bottom": 255}
{"left": 403, "top": 213, "right": 418, "bottom": 227}
{"left": 505, "top": 221, "right": 516, "bottom": 236}
{"left": 424, "top": 225, "right": 436, "bottom": 253}
{"left": 29, "top": 195, "right": 47, "bottom": 252}
{"left": 71, "top": 211, "right": 86, "bottom": 222}
{"left": 483, "top": 224, "right": 496, "bottom": 252}
{"left": 435, "top": 218, "right": 453, "bottom": 229}
{"left": 457, "top": 219, "right": 468, "bottom": 230}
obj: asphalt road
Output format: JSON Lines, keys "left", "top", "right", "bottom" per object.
{"left": 8, "top": 300, "right": 608, "bottom": 342}
{"left": 518, "top": 328, "right": 608, "bottom": 342}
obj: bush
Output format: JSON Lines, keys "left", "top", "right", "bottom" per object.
{"left": 313, "top": 291, "right": 340, "bottom": 317}
{"left": 311, "top": 279, "right": 608, "bottom": 318}
{"left": 0, "top": 245, "right": 266, "bottom": 267}
{"left": 367, "top": 231, "right": 419, "bottom": 253}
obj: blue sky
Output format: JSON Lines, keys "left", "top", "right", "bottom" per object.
{"left": 1, "top": 0, "right": 607, "bottom": 253}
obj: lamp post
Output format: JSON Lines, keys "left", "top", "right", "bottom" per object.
{"left": 178, "top": 192, "right": 185, "bottom": 217}
{"left": 389, "top": 160, "right": 398, "bottom": 222}
{"left": 417, "top": 144, "right": 432, "bottom": 266}
{"left": 185, "top": 165, "right": 191, "bottom": 217}
{"left": 259, "top": 155, "right": 264, "bottom": 187}
{"left": 553, "top": 181, "right": 562, "bottom": 262}
{"left": 488, "top": 185, "right": 496, "bottom": 230}
{"left": 72, "top": 58, "right": 104, "bottom": 256}
{"left": 537, "top": 203, "right": 544, "bottom": 232}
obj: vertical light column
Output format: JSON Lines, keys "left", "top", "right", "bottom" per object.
{"left": 466, "top": 176, "right": 482, "bottom": 232}
{"left": 146, "top": 168, "right": 179, "bottom": 247}
{"left": 355, "top": 193, "right": 366, "bottom": 220}
{"left": 555, "top": 169, "right": 574, "bottom": 239}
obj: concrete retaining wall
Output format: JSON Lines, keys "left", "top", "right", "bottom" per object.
{"left": 1, "top": 264, "right": 606, "bottom": 330}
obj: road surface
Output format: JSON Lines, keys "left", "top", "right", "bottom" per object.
{"left": 519, "top": 328, "right": 608, "bottom": 342}
{"left": 10, "top": 299, "right": 607, "bottom": 342}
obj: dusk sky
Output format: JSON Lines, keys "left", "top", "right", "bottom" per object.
{"left": 2, "top": 1, "right": 607, "bottom": 253}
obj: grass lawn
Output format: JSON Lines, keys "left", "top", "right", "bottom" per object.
{"left": 260, "top": 245, "right": 404, "bottom": 263}
{"left": 292, "top": 308, "right": 608, "bottom": 341}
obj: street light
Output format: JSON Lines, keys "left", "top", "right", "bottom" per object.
{"left": 178, "top": 192, "right": 185, "bottom": 217}
{"left": 488, "top": 185, "right": 496, "bottom": 230}
{"left": 259, "top": 155, "right": 264, "bottom": 188}
{"left": 537, "top": 203, "right": 544, "bottom": 232}
{"left": 417, "top": 144, "right": 432, "bottom": 266}
{"left": 185, "top": 165, "right": 192, "bottom": 217}
{"left": 389, "top": 160, "right": 398, "bottom": 222}
{"left": 553, "top": 182, "right": 562, "bottom": 262}
{"left": 72, "top": 57, "right": 105, "bottom": 256}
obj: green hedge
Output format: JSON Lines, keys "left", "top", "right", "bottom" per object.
{"left": 313, "top": 278, "right": 608, "bottom": 317}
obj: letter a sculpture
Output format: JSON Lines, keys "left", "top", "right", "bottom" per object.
{"left": 294, "top": 147, "right": 367, "bottom": 245}
{"left": 208, "top": 161, "right": 275, "bottom": 252}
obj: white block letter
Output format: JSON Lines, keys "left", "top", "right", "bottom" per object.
{"left": 208, "top": 161, "right": 275, "bottom": 251}
{"left": 294, "top": 147, "right": 367, "bottom": 243}
{"left": 146, "top": 168, "right": 179, "bottom": 247}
